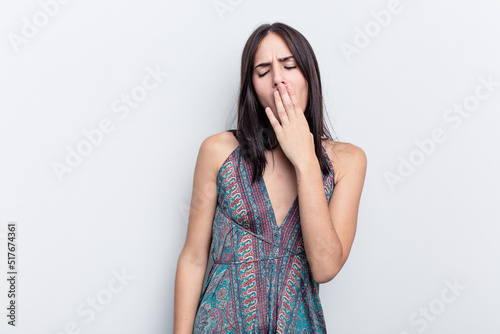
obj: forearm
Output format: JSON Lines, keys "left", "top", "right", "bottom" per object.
{"left": 295, "top": 158, "right": 343, "bottom": 284}
{"left": 173, "top": 254, "right": 208, "bottom": 333}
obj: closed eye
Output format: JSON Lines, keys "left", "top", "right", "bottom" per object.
{"left": 257, "top": 66, "right": 297, "bottom": 78}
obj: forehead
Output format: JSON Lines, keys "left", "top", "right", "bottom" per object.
{"left": 254, "top": 33, "right": 293, "bottom": 62}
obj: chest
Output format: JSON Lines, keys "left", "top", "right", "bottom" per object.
{"left": 261, "top": 152, "right": 298, "bottom": 228}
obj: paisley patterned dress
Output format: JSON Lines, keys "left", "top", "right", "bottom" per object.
{"left": 193, "top": 137, "right": 336, "bottom": 333}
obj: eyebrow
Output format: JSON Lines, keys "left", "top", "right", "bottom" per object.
{"left": 254, "top": 56, "right": 295, "bottom": 69}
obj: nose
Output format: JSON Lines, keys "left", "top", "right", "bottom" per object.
{"left": 272, "top": 66, "right": 286, "bottom": 89}
{"left": 273, "top": 80, "right": 285, "bottom": 89}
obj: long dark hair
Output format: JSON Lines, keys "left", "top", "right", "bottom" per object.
{"left": 228, "top": 22, "right": 335, "bottom": 184}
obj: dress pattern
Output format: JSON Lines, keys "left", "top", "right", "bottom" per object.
{"left": 193, "top": 140, "right": 336, "bottom": 333}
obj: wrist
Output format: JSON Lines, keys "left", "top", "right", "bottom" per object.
{"left": 294, "top": 154, "right": 321, "bottom": 176}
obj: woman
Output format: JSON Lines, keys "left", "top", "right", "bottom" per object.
{"left": 174, "top": 22, "right": 367, "bottom": 333}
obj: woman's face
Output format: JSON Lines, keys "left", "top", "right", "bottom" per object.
{"left": 252, "top": 33, "right": 309, "bottom": 123}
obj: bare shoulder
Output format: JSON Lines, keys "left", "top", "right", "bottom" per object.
{"left": 321, "top": 138, "right": 367, "bottom": 183}
{"left": 199, "top": 130, "right": 239, "bottom": 179}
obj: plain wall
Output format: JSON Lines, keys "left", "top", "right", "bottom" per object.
{"left": 1, "top": 0, "right": 499, "bottom": 333}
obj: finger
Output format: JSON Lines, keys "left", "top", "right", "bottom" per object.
{"left": 274, "top": 89, "right": 290, "bottom": 126}
{"left": 265, "top": 107, "right": 283, "bottom": 134}
{"left": 278, "top": 84, "right": 296, "bottom": 118}
{"left": 285, "top": 85, "right": 304, "bottom": 118}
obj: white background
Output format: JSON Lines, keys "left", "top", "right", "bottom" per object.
{"left": 1, "top": 0, "right": 499, "bottom": 333}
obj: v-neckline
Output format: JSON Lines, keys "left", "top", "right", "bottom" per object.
{"left": 256, "top": 144, "right": 329, "bottom": 229}
{"left": 259, "top": 171, "right": 298, "bottom": 230}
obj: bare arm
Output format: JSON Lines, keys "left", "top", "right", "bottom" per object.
{"left": 263, "top": 82, "right": 368, "bottom": 284}
{"left": 173, "top": 135, "right": 221, "bottom": 333}
{"left": 295, "top": 142, "right": 367, "bottom": 284}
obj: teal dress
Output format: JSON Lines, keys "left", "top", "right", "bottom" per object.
{"left": 193, "top": 134, "right": 335, "bottom": 333}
